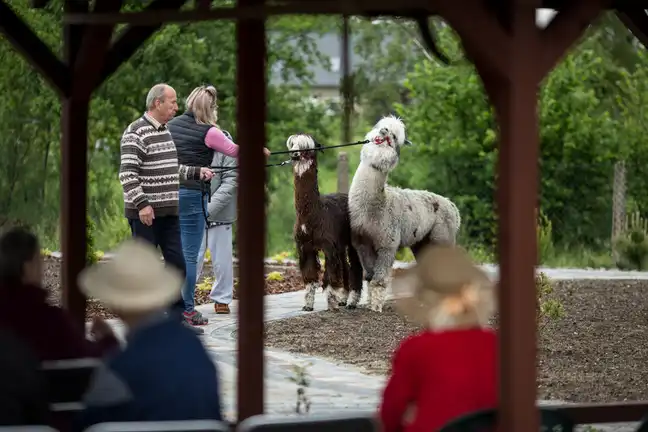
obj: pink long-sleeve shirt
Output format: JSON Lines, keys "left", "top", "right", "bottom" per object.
{"left": 205, "top": 127, "right": 239, "bottom": 157}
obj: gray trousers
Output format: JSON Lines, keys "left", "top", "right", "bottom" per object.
{"left": 196, "top": 224, "right": 235, "bottom": 305}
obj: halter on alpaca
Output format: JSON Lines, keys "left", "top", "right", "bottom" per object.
{"left": 348, "top": 115, "right": 461, "bottom": 312}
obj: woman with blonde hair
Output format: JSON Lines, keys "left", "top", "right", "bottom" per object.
{"left": 379, "top": 244, "right": 498, "bottom": 432}
{"left": 168, "top": 85, "right": 270, "bottom": 328}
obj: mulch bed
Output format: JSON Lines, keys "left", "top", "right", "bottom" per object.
{"left": 264, "top": 278, "right": 648, "bottom": 403}
{"left": 43, "top": 256, "right": 303, "bottom": 321}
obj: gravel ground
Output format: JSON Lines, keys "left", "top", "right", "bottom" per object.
{"left": 265, "top": 278, "right": 648, "bottom": 403}
{"left": 43, "top": 256, "right": 303, "bottom": 320}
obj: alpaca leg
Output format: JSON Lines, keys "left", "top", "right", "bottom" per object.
{"left": 298, "top": 246, "right": 321, "bottom": 312}
{"left": 346, "top": 244, "right": 364, "bottom": 309}
{"left": 369, "top": 248, "right": 397, "bottom": 312}
{"left": 323, "top": 250, "right": 345, "bottom": 311}
{"left": 339, "top": 254, "right": 350, "bottom": 307}
{"left": 352, "top": 234, "right": 377, "bottom": 282}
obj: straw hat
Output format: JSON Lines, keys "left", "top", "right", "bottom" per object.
{"left": 78, "top": 239, "right": 182, "bottom": 313}
{"left": 392, "top": 245, "right": 495, "bottom": 329}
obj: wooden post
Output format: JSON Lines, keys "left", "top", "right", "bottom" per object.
{"left": 337, "top": 152, "right": 349, "bottom": 193}
{"left": 236, "top": 0, "right": 267, "bottom": 421}
{"left": 611, "top": 160, "right": 626, "bottom": 249}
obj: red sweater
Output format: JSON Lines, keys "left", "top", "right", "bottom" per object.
{"left": 0, "top": 283, "right": 119, "bottom": 361}
{"left": 379, "top": 328, "right": 498, "bottom": 432}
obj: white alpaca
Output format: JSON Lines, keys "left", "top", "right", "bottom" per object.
{"left": 348, "top": 115, "right": 461, "bottom": 312}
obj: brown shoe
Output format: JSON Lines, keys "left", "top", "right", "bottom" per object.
{"left": 214, "top": 303, "right": 230, "bottom": 314}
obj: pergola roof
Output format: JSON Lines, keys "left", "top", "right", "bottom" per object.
{"left": 2, "top": 0, "right": 648, "bottom": 430}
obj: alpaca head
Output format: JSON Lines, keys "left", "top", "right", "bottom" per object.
{"left": 286, "top": 134, "right": 321, "bottom": 177}
{"left": 361, "top": 115, "right": 412, "bottom": 173}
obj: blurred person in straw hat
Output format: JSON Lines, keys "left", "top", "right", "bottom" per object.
{"left": 76, "top": 239, "right": 223, "bottom": 429}
{"left": 379, "top": 244, "right": 498, "bottom": 432}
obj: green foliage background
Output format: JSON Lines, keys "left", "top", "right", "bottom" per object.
{"left": 2, "top": 6, "right": 648, "bottom": 267}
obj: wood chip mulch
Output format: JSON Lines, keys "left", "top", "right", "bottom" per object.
{"left": 264, "top": 278, "right": 648, "bottom": 403}
{"left": 42, "top": 256, "right": 303, "bottom": 321}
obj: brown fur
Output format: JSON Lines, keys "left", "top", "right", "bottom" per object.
{"left": 292, "top": 150, "right": 363, "bottom": 309}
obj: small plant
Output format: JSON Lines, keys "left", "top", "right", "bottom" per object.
{"left": 287, "top": 362, "right": 312, "bottom": 414}
{"left": 196, "top": 277, "right": 214, "bottom": 292}
{"left": 395, "top": 248, "right": 415, "bottom": 262}
{"left": 537, "top": 211, "right": 555, "bottom": 264}
{"left": 270, "top": 251, "right": 291, "bottom": 264}
{"left": 204, "top": 249, "right": 211, "bottom": 262}
{"left": 536, "top": 271, "right": 565, "bottom": 331}
{"left": 265, "top": 271, "right": 284, "bottom": 282}
{"left": 41, "top": 248, "right": 52, "bottom": 257}
{"left": 94, "top": 250, "right": 105, "bottom": 261}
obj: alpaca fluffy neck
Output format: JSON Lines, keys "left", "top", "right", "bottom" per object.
{"left": 293, "top": 160, "right": 321, "bottom": 217}
{"left": 349, "top": 161, "right": 388, "bottom": 206}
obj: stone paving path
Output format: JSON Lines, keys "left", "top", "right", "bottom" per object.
{"left": 102, "top": 265, "right": 648, "bottom": 430}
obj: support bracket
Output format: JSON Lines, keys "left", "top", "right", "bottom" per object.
{"left": 98, "top": 0, "right": 188, "bottom": 87}
{"left": 617, "top": 8, "right": 648, "bottom": 51}
{"left": 0, "top": 0, "right": 70, "bottom": 97}
{"left": 413, "top": 14, "right": 452, "bottom": 65}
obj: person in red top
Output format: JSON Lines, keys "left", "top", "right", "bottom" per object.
{"left": 0, "top": 226, "right": 119, "bottom": 361}
{"left": 379, "top": 244, "right": 498, "bottom": 432}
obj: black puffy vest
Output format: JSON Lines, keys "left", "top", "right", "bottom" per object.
{"left": 168, "top": 111, "right": 213, "bottom": 190}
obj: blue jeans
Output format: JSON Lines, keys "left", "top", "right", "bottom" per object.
{"left": 179, "top": 187, "right": 207, "bottom": 313}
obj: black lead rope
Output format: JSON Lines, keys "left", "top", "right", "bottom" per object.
{"left": 200, "top": 180, "right": 211, "bottom": 249}
{"left": 209, "top": 139, "right": 370, "bottom": 172}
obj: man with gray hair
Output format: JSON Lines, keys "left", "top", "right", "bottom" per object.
{"left": 118, "top": 83, "right": 214, "bottom": 334}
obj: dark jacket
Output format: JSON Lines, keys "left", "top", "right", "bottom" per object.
{"left": 168, "top": 111, "right": 213, "bottom": 190}
{"left": 0, "top": 283, "right": 119, "bottom": 361}
{"left": 0, "top": 329, "right": 49, "bottom": 426}
{"left": 77, "top": 313, "right": 222, "bottom": 430}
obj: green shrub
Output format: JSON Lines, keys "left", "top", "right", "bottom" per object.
{"left": 86, "top": 215, "right": 98, "bottom": 266}
{"left": 615, "top": 229, "right": 648, "bottom": 270}
{"left": 536, "top": 271, "right": 565, "bottom": 330}
{"left": 537, "top": 211, "right": 555, "bottom": 264}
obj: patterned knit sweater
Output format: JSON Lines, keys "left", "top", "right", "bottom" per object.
{"left": 119, "top": 113, "right": 201, "bottom": 219}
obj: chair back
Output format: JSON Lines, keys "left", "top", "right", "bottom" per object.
{"left": 438, "top": 407, "right": 575, "bottom": 432}
{"left": 84, "top": 420, "right": 231, "bottom": 432}
{"left": 236, "top": 412, "right": 378, "bottom": 432}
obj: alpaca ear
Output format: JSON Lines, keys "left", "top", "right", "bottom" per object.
{"left": 313, "top": 138, "right": 323, "bottom": 149}
{"left": 404, "top": 139, "right": 413, "bottom": 146}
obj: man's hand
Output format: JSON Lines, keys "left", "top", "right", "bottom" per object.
{"left": 263, "top": 147, "right": 271, "bottom": 158}
{"left": 139, "top": 205, "right": 155, "bottom": 226}
{"left": 200, "top": 167, "right": 215, "bottom": 181}
{"left": 90, "top": 317, "right": 115, "bottom": 341}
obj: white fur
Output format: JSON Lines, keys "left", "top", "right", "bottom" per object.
{"left": 349, "top": 116, "right": 461, "bottom": 313}
{"left": 300, "top": 224, "right": 307, "bottom": 234}
{"left": 303, "top": 282, "right": 320, "bottom": 311}
{"left": 287, "top": 134, "right": 315, "bottom": 177}
{"left": 325, "top": 285, "right": 339, "bottom": 311}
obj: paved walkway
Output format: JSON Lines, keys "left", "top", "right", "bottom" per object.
{"left": 102, "top": 265, "right": 648, "bottom": 430}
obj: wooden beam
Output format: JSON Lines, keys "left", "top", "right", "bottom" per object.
{"left": 99, "top": 0, "right": 188, "bottom": 84}
{"left": 617, "top": 8, "right": 648, "bottom": 50}
{"left": 555, "top": 402, "right": 648, "bottom": 424}
{"left": 75, "top": 0, "right": 123, "bottom": 95}
{"left": 0, "top": 0, "right": 70, "bottom": 97}
{"left": 64, "top": 0, "right": 444, "bottom": 25}
{"left": 60, "top": 0, "right": 89, "bottom": 331}
{"left": 538, "top": 0, "right": 607, "bottom": 77}
{"left": 437, "top": 0, "right": 511, "bottom": 79}
{"left": 236, "top": 0, "right": 267, "bottom": 421}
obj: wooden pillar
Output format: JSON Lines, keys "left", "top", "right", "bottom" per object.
{"left": 236, "top": 0, "right": 267, "bottom": 421}
{"left": 61, "top": 0, "right": 88, "bottom": 331}
{"left": 436, "top": 0, "right": 606, "bottom": 429}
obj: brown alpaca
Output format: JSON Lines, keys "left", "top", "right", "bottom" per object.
{"left": 286, "top": 134, "right": 363, "bottom": 311}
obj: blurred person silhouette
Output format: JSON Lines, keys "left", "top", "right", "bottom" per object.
{"left": 0, "top": 226, "right": 119, "bottom": 361}
{"left": 379, "top": 245, "right": 498, "bottom": 432}
{"left": 0, "top": 328, "right": 49, "bottom": 426}
{"left": 76, "top": 239, "right": 222, "bottom": 429}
